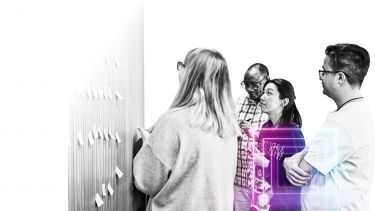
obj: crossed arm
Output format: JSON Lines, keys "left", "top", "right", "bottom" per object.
{"left": 283, "top": 148, "right": 317, "bottom": 186}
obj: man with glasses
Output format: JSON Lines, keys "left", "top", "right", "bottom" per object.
{"left": 284, "top": 43, "right": 375, "bottom": 210}
{"left": 234, "top": 63, "right": 271, "bottom": 211}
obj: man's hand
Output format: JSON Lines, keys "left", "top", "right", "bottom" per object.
{"left": 239, "top": 120, "right": 252, "bottom": 129}
{"left": 252, "top": 146, "right": 269, "bottom": 168}
{"left": 283, "top": 147, "right": 311, "bottom": 186}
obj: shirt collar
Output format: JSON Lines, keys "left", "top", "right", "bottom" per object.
{"left": 246, "top": 96, "right": 261, "bottom": 105}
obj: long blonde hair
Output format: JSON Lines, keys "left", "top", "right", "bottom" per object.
{"left": 170, "top": 48, "right": 239, "bottom": 137}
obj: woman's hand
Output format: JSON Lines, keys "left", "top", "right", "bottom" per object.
{"left": 137, "top": 126, "right": 151, "bottom": 141}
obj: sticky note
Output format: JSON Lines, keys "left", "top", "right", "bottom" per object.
{"left": 103, "top": 129, "right": 109, "bottom": 141}
{"left": 107, "top": 182, "right": 114, "bottom": 196}
{"left": 86, "top": 86, "right": 93, "bottom": 98}
{"left": 115, "top": 92, "right": 123, "bottom": 100}
{"left": 92, "top": 125, "right": 99, "bottom": 139}
{"left": 102, "top": 184, "right": 107, "bottom": 196}
{"left": 114, "top": 57, "right": 121, "bottom": 68}
{"left": 92, "top": 86, "right": 98, "bottom": 98}
{"left": 76, "top": 89, "right": 86, "bottom": 97}
{"left": 78, "top": 131, "right": 84, "bottom": 146}
{"left": 115, "top": 132, "right": 122, "bottom": 143}
{"left": 88, "top": 133, "right": 95, "bottom": 145}
{"left": 95, "top": 193, "right": 104, "bottom": 207}
{"left": 98, "top": 127, "right": 104, "bottom": 139}
{"left": 107, "top": 87, "right": 113, "bottom": 99}
{"left": 115, "top": 166, "right": 123, "bottom": 178}
{"left": 97, "top": 86, "right": 104, "bottom": 99}
{"left": 103, "top": 87, "right": 108, "bottom": 99}
{"left": 108, "top": 130, "right": 115, "bottom": 140}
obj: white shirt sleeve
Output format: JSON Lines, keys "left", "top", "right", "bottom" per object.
{"left": 304, "top": 120, "right": 353, "bottom": 175}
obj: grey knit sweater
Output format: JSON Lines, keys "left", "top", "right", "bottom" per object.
{"left": 133, "top": 108, "right": 237, "bottom": 211}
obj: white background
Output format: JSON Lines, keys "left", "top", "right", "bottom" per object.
{"left": 1, "top": 0, "right": 375, "bottom": 210}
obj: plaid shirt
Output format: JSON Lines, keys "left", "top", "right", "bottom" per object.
{"left": 234, "top": 96, "right": 269, "bottom": 188}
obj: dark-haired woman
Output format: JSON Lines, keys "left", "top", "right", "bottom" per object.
{"left": 256, "top": 78, "right": 305, "bottom": 210}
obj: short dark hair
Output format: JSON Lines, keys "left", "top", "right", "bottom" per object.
{"left": 325, "top": 43, "right": 370, "bottom": 87}
{"left": 247, "top": 63, "right": 269, "bottom": 77}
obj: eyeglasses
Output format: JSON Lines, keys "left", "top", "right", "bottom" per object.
{"left": 318, "top": 70, "right": 350, "bottom": 78}
{"left": 241, "top": 77, "right": 268, "bottom": 89}
{"left": 177, "top": 61, "right": 185, "bottom": 71}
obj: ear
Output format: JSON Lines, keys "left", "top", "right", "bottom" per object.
{"left": 337, "top": 72, "right": 347, "bottom": 84}
{"left": 282, "top": 98, "right": 290, "bottom": 107}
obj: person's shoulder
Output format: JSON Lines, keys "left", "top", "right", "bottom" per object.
{"left": 332, "top": 98, "right": 375, "bottom": 131}
{"left": 237, "top": 95, "right": 249, "bottom": 104}
{"left": 157, "top": 108, "right": 188, "bottom": 125}
{"left": 336, "top": 98, "right": 368, "bottom": 113}
{"left": 352, "top": 98, "right": 372, "bottom": 114}
{"left": 332, "top": 98, "right": 371, "bottom": 122}
{"left": 286, "top": 123, "right": 303, "bottom": 134}
{"left": 261, "top": 120, "right": 273, "bottom": 129}
{"left": 278, "top": 123, "right": 303, "bottom": 135}
{"left": 287, "top": 123, "right": 301, "bottom": 129}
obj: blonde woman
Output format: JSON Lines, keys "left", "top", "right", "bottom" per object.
{"left": 134, "top": 48, "right": 240, "bottom": 211}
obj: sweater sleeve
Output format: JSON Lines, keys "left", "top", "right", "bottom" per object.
{"left": 133, "top": 112, "right": 179, "bottom": 196}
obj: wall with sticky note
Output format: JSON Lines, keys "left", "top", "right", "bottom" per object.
{"left": 68, "top": 0, "right": 144, "bottom": 210}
